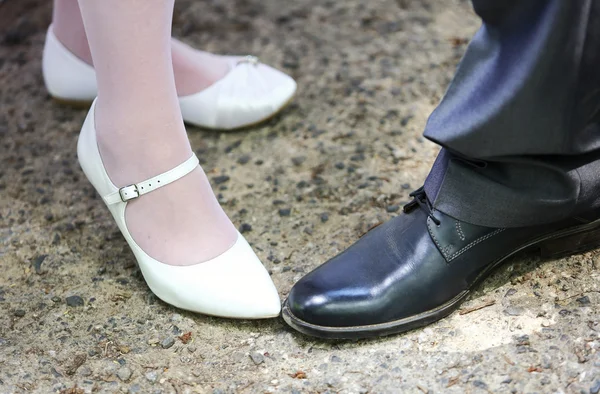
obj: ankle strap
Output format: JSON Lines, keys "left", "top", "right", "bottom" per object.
{"left": 103, "top": 155, "right": 199, "bottom": 205}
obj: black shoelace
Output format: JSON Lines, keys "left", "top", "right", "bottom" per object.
{"left": 403, "top": 186, "right": 441, "bottom": 225}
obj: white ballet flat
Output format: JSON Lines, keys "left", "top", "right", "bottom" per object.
{"left": 43, "top": 26, "right": 297, "bottom": 130}
{"left": 77, "top": 100, "right": 281, "bottom": 318}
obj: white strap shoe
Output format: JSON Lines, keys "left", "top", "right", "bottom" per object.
{"left": 43, "top": 26, "right": 297, "bottom": 130}
{"left": 77, "top": 100, "right": 281, "bottom": 318}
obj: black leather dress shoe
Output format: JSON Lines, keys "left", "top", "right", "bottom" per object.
{"left": 282, "top": 187, "right": 600, "bottom": 339}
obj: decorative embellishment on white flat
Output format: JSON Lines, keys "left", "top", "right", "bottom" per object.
{"left": 237, "top": 55, "right": 259, "bottom": 66}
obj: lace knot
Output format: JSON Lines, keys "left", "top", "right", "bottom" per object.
{"left": 403, "top": 187, "right": 440, "bottom": 225}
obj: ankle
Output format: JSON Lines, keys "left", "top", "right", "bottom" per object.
{"left": 93, "top": 100, "right": 192, "bottom": 187}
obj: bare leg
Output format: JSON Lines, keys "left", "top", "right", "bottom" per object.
{"left": 53, "top": 0, "right": 229, "bottom": 96}
{"left": 77, "top": 0, "right": 238, "bottom": 265}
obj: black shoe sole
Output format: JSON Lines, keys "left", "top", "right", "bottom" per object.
{"left": 282, "top": 218, "right": 600, "bottom": 340}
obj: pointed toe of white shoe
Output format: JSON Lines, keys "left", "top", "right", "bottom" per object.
{"left": 77, "top": 101, "right": 281, "bottom": 319}
{"left": 178, "top": 57, "right": 297, "bottom": 130}
{"left": 139, "top": 233, "right": 282, "bottom": 318}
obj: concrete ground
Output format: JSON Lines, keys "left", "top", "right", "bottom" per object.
{"left": 2, "top": 0, "right": 600, "bottom": 393}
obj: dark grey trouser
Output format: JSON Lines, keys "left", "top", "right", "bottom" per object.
{"left": 423, "top": 0, "right": 600, "bottom": 228}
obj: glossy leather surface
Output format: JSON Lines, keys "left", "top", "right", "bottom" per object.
{"left": 286, "top": 206, "right": 599, "bottom": 328}
{"left": 77, "top": 101, "right": 281, "bottom": 319}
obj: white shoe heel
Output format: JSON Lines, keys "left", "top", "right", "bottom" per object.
{"left": 43, "top": 26, "right": 297, "bottom": 130}
{"left": 77, "top": 101, "right": 281, "bottom": 318}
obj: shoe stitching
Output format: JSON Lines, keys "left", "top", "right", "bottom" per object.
{"left": 455, "top": 220, "right": 466, "bottom": 241}
{"left": 441, "top": 244, "right": 453, "bottom": 256}
{"left": 426, "top": 216, "right": 449, "bottom": 260}
{"left": 447, "top": 228, "right": 506, "bottom": 262}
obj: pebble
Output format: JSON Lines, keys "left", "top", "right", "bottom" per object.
{"left": 237, "top": 155, "right": 251, "bottom": 165}
{"left": 472, "top": 380, "right": 488, "bottom": 389}
{"left": 282, "top": 57, "right": 300, "bottom": 70}
{"left": 51, "top": 296, "right": 61, "bottom": 303}
{"left": 576, "top": 296, "right": 591, "bottom": 306}
{"left": 291, "top": 156, "right": 306, "bottom": 166}
{"left": 320, "top": 213, "right": 329, "bottom": 222}
{"left": 212, "top": 175, "right": 230, "bottom": 185}
{"left": 386, "top": 205, "right": 400, "bottom": 213}
{"left": 278, "top": 208, "right": 291, "bottom": 217}
{"left": 13, "top": 309, "right": 25, "bottom": 317}
{"left": 78, "top": 367, "right": 92, "bottom": 377}
{"left": 591, "top": 380, "right": 600, "bottom": 394}
{"left": 51, "top": 367, "right": 63, "bottom": 378}
{"left": 187, "top": 346, "right": 197, "bottom": 353}
{"left": 117, "top": 367, "right": 132, "bottom": 382}
{"left": 392, "top": 149, "right": 409, "bottom": 160}
{"left": 239, "top": 223, "right": 253, "bottom": 233}
{"left": 401, "top": 116, "right": 413, "bottom": 126}
{"left": 224, "top": 140, "right": 241, "bottom": 153}
{"left": 503, "top": 306, "right": 524, "bottom": 316}
{"left": 32, "top": 254, "right": 47, "bottom": 274}
{"left": 331, "top": 355, "right": 342, "bottom": 362}
{"left": 128, "top": 384, "right": 141, "bottom": 393}
{"left": 250, "top": 352, "right": 265, "bottom": 365}
{"left": 160, "top": 337, "right": 175, "bottom": 349}
{"left": 505, "top": 288, "right": 517, "bottom": 297}
{"left": 559, "top": 309, "right": 571, "bottom": 317}
{"left": 145, "top": 371, "right": 158, "bottom": 382}
{"left": 334, "top": 162, "right": 345, "bottom": 170}
{"left": 66, "top": 295, "right": 84, "bottom": 307}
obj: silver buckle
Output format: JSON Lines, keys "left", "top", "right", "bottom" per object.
{"left": 119, "top": 184, "right": 139, "bottom": 202}
{"left": 237, "top": 55, "right": 259, "bottom": 66}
